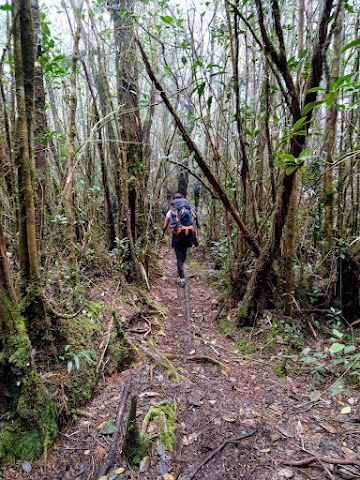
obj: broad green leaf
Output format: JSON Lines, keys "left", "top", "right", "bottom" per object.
{"left": 197, "top": 82, "right": 205, "bottom": 97}
{"left": 100, "top": 422, "right": 118, "bottom": 435}
{"left": 286, "top": 165, "right": 298, "bottom": 176}
{"left": 279, "top": 153, "right": 296, "bottom": 162}
{"left": 298, "top": 147, "right": 311, "bottom": 159}
{"left": 332, "top": 357, "right": 345, "bottom": 365}
{"left": 335, "top": 73, "right": 356, "bottom": 88}
{"left": 300, "top": 356, "right": 318, "bottom": 363}
{"left": 67, "top": 360, "right": 73, "bottom": 373}
{"left": 342, "top": 37, "right": 360, "bottom": 53}
{"left": 332, "top": 329, "right": 343, "bottom": 339}
{"left": 344, "top": 345, "right": 356, "bottom": 354}
{"left": 74, "top": 354, "right": 80, "bottom": 369}
{"left": 329, "top": 342, "right": 345, "bottom": 354}
{"left": 293, "top": 117, "right": 307, "bottom": 131}
{"left": 307, "top": 86, "right": 325, "bottom": 93}
{"left": 0, "top": 4, "right": 11, "bottom": 10}
{"left": 324, "top": 92, "right": 336, "bottom": 107}
{"left": 160, "top": 15, "right": 174, "bottom": 24}
{"left": 301, "top": 100, "right": 323, "bottom": 116}
{"left": 301, "top": 347, "right": 311, "bottom": 355}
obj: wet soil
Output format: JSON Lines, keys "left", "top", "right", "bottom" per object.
{"left": 1, "top": 246, "right": 359, "bottom": 480}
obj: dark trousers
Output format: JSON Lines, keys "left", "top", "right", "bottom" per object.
{"left": 173, "top": 242, "right": 188, "bottom": 279}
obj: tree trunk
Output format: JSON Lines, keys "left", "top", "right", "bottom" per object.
{"left": 238, "top": 0, "right": 334, "bottom": 324}
{"left": 32, "top": 0, "right": 47, "bottom": 255}
{"left": 325, "top": 8, "right": 344, "bottom": 253}
{"left": 63, "top": 1, "right": 83, "bottom": 274}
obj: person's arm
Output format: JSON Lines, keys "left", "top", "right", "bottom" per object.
{"left": 163, "top": 210, "right": 171, "bottom": 232}
{"left": 163, "top": 216, "right": 170, "bottom": 232}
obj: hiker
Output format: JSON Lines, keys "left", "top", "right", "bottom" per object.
{"left": 163, "top": 193, "right": 198, "bottom": 287}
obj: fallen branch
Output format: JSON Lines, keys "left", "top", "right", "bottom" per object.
{"left": 96, "top": 316, "right": 114, "bottom": 375}
{"left": 95, "top": 375, "right": 132, "bottom": 479}
{"left": 185, "top": 430, "right": 256, "bottom": 479}
{"left": 164, "top": 353, "right": 227, "bottom": 370}
{"left": 284, "top": 456, "right": 360, "bottom": 467}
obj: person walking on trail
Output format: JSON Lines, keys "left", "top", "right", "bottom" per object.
{"left": 163, "top": 193, "right": 198, "bottom": 287}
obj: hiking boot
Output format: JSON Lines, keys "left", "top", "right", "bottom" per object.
{"left": 177, "top": 277, "right": 186, "bottom": 287}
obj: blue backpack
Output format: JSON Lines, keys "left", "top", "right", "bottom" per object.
{"left": 170, "top": 198, "right": 196, "bottom": 242}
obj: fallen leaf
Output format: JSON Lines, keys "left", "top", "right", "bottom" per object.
{"left": 181, "top": 433, "right": 198, "bottom": 445}
{"left": 223, "top": 416, "right": 236, "bottom": 422}
{"left": 251, "top": 410, "right": 261, "bottom": 417}
{"left": 139, "top": 456, "right": 150, "bottom": 473}
{"left": 187, "top": 395, "right": 202, "bottom": 407}
{"left": 341, "top": 446, "right": 357, "bottom": 458}
{"left": 259, "top": 448, "right": 271, "bottom": 453}
{"left": 98, "top": 476, "right": 108, "bottom": 480}
{"left": 162, "top": 474, "right": 174, "bottom": 480}
{"left": 277, "top": 428, "right": 294, "bottom": 438}
{"left": 318, "top": 422, "right": 337, "bottom": 434}
{"left": 114, "top": 468, "right": 125, "bottom": 474}
{"left": 295, "top": 420, "right": 304, "bottom": 437}
{"left": 139, "top": 391, "right": 161, "bottom": 398}
{"left": 310, "top": 390, "right": 322, "bottom": 402}
{"left": 84, "top": 450, "right": 91, "bottom": 456}
{"left": 340, "top": 406, "right": 352, "bottom": 415}
{"left": 189, "top": 349, "right": 196, "bottom": 355}
{"left": 100, "top": 422, "right": 118, "bottom": 435}
{"left": 157, "top": 330, "right": 166, "bottom": 336}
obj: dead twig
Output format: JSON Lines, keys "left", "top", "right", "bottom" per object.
{"left": 184, "top": 430, "right": 256, "bottom": 479}
{"left": 95, "top": 376, "right": 132, "bottom": 479}
{"left": 96, "top": 281, "right": 121, "bottom": 375}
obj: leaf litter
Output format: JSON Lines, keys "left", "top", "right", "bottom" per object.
{"left": 1, "top": 246, "right": 359, "bottom": 480}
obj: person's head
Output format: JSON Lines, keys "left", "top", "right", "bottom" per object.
{"left": 174, "top": 192, "right": 183, "bottom": 199}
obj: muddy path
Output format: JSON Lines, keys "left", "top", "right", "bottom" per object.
{"left": 1, "top": 246, "right": 359, "bottom": 480}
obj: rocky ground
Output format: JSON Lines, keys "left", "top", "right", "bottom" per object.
{"left": 1, "top": 245, "right": 359, "bottom": 480}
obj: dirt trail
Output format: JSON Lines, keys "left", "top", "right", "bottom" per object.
{"left": 1, "top": 246, "right": 359, "bottom": 480}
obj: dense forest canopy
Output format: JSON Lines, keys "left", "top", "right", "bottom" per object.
{"left": 0, "top": 0, "right": 359, "bottom": 467}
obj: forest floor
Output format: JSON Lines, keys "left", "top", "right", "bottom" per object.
{"left": 1, "top": 245, "right": 360, "bottom": 480}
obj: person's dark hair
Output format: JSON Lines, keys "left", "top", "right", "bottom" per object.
{"left": 174, "top": 192, "right": 183, "bottom": 199}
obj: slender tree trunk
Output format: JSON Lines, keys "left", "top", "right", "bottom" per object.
{"left": 13, "top": 0, "right": 55, "bottom": 353}
{"left": 324, "top": 8, "right": 343, "bottom": 254}
{"left": 109, "top": 0, "right": 144, "bottom": 243}
{"left": 63, "top": 1, "right": 83, "bottom": 273}
{"left": 32, "top": 0, "right": 47, "bottom": 254}
{"left": 82, "top": 59, "right": 116, "bottom": 250}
